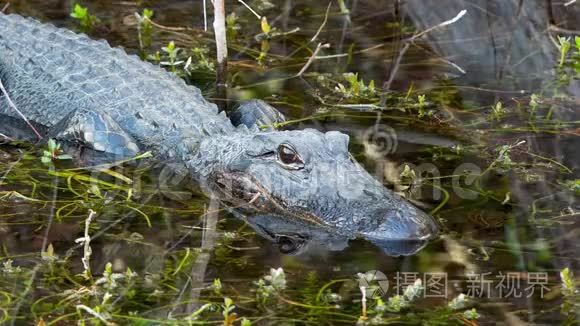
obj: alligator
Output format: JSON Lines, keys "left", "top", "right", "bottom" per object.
{"left": 0, "top": 13, "right": 438, "bottom": 247}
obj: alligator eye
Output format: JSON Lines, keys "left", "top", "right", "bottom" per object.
{"left": 277, "top": 144, "right": 304, "bottom": 169}
{"left": 276, "top": 235, "right": 306, "bottom": 255}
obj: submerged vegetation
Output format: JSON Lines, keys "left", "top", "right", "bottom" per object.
{"left": 1, "top": 0, "right": 579, "bottom": 324}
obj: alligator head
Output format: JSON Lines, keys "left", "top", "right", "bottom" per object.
{"left": 188, "top": 128, "right": 439, "bottom": 241}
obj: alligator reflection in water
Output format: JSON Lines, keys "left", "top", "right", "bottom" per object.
{"left": 404, "top": 0, "right": 580, "bottom": 272}
{"left": 234, "top": 212, "right": 429, "bottom": 257}
{"left": 405, "top": 0, "right": 580, "bottom": 92}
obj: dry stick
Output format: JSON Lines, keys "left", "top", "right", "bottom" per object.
{"left": 78, "top": 210, "right": 97, "bottom": 278}
{"left": 549, "top": 24, "right": 580, "bottom": 35}
{"left": 315, "top": 43, "right": 385, "bottom": 59}
{"left": 565, "top": 0, "right": 576, "bottom": 6}
{"left": 286, "top": 2, "right": 331, "bottom": 59}
{"left": 186, "top": 199, "right": 220, "bottom": 313}
{"left": 202, "top": 0, "right": 208, "bottom": 31}
{"left": 0, "top": 157, "right": 19, "bottom": 185}
{"left": 1, "top": 2, "right": 9, "bottom": 13}
{"left": 212, "top": 0, "right": 228, "bottom": 87}
{"left": 359, "top": 286, "right": 367, "bottom": 320}
{"left": 0, "top": 132, "right": 14, "bottom": 141}
{"left": 381, "top": 9, "right": 467, "bottom": 104}
{"left": 335, "top": 0, "right": 354, "bottom": 67}
{"left": 311, "top": 2, "right": 332, "bottom": 43}
{"left": 411, "top": 42, "right": 466, "bottom": 74}
{"left": 296, "top": 43, "right": 330, "bottom": 77}
{"left": 0, "top": 79, "right": 43, "bottom": 140}
{"left": 238, "top": 0, "right": 261, "bottom": 19}
{"left": 150, "top": 20, "right": 193, "bottom": 31}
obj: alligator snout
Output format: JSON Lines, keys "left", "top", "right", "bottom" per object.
{"left": 362, "top": 206, "right": 439, "bottom": 241}
{"left": 331, "top": 159, "right": 440, "bottom": 242}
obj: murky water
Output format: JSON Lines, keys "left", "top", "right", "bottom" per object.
{"left": 1, "top": 0, "right": 579, "bottom": 324}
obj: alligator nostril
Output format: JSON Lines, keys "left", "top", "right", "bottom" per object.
{"left": 366, "top": 207, "right": 440, "bottom": 241}
{"left": 363, "top": 189, "right": 380, "bottom": 200}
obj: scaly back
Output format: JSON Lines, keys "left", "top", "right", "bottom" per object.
{"left": 0, "top": 13, "right": 237, "bottom": 148}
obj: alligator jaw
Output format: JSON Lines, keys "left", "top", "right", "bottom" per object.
{"left": 210, "top": 171, "right": 266, "bottom": 209}
{"left": 206, "top": 170, "right": 328, "bottom": 226}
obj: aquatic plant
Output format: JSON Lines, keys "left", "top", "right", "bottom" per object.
{"left": 70, "top": 3, "right": 99, "bottom": 32}
{"left": 41, "top": 139, "right": 72, "bottom": 165}
{"left": 135, "top": 9, "right": 154, "bottom": 50}
{"left": 161, "top": 41, "right": 183, "bottom": 72}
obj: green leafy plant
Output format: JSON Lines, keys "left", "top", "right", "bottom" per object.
{"left": 557, "top": 36, "right": 572, "bottom": 68}
{"left": 335, "top": 73, "right": 377, "bottom": 100}
{"left": 417, "top": 94, "right": 433, "bottom": 118}
{"left": 160, "top": 41, "right": 183, "bottom": 72}
{"left": 185, "top": 46, "right": 215, "bottom": 73}
{"left": 561, "top": 179, "right": 580, "bottom": 195}
{"left": 560, "top": 267, "right": 579, "bottom": 325}
{"left": 41, "top": 139, "right": 72, "bottom": 165}
{"left": 70, "top": 3, "right": 99, "bottom": 32}
{"left": 226, "top": 12, "right": 241, "bottom": 40}
{"left": 574, "top": 36, "right": 580, "bottom": 73}
{"left": 136, "top": 9, "right": 154, "bottom": 50}
{"left": 491, "top": 101, "right": 505, "bottom": 121}
{"left": 561, "top": 267, "right": 576, "bottom": 296}
{"left": 495, "top": 144, "right": 515, "bottom": 169}
{"left": 463, "top": 308, "right": 480, "bottom": 320}
{"left": 222, "top": 297, "right": 237, "bottom": 326}
{"left": 255, "top": 267, "right": 287, "bottom": 302}
{"left": 385, "top": 279, "right": 423, "bottom": 312}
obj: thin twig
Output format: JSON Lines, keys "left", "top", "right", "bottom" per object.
{"left": 438, "top": 57, "right": 466, "bottom": 74}
{"left": 336, "top": 0, "right": 353, "bottom": 66}
{"left": 76, "top": 305, "right": 113, "bottom": 325}
{"left": 382, "top": 10, "right": 467, "bottom": 95}
{"left": 185, "top": 199, "right": 220, "bottom": 313}
{"left": 382, "top": 42, "right": 410, "bottom": 93}
{"left": 412, "top": 42, "right": 466, "bottom": 74}
{"left": 1, "top": 2, "right": 9, "bottom": 13}
{"left": 359, "top": 286, "right": 367, "bottom": 319}
{"left": 237, "top": 0, "right": 261, "bottom": 19}
{"left": 314, "top": 43, "right": 385, "bottom": 59}
{"left": 213, "top": 0, "right": 228, "bottom": 74}
{"left": 150, "top": 20, "right": 194, "bottom": 31}
{"left": 286, "top": 2, "right": 332, "bottom": 59}
{"left": 549, "top": 24, "right": 580, "bottom": 35}
{"left": 203, "top": 0, "right": 208, "bottom": 31}
{"left": 565, "top": 0, "right": 576, "bottom": 6}
{"left": 0, "top": 157, "right": 19, "bottom": 185}
{"left": 411, "top": 10, "right": 466, "bottom": 42}
{"left": 76, "top": 210, "right": 96, "bottom": 278}
{"left": 296, "top": 43, "right": 330, "bottom": 77}
{"left": 0, "top": 132, "right": 14, "bottom": 141}
{"left": 0, "top": 79, "right": 43, "bottom": 140}
{"left": 311, "top": 2, "right": 332, "bottom": 43}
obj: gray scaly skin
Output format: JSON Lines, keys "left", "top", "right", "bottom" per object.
{"left": 0, "top": 13, "right": 438, "bottom": 246}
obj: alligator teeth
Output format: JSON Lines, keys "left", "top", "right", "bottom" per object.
{"left": 248, "top": 192, "right": 261, "bottom": 204}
